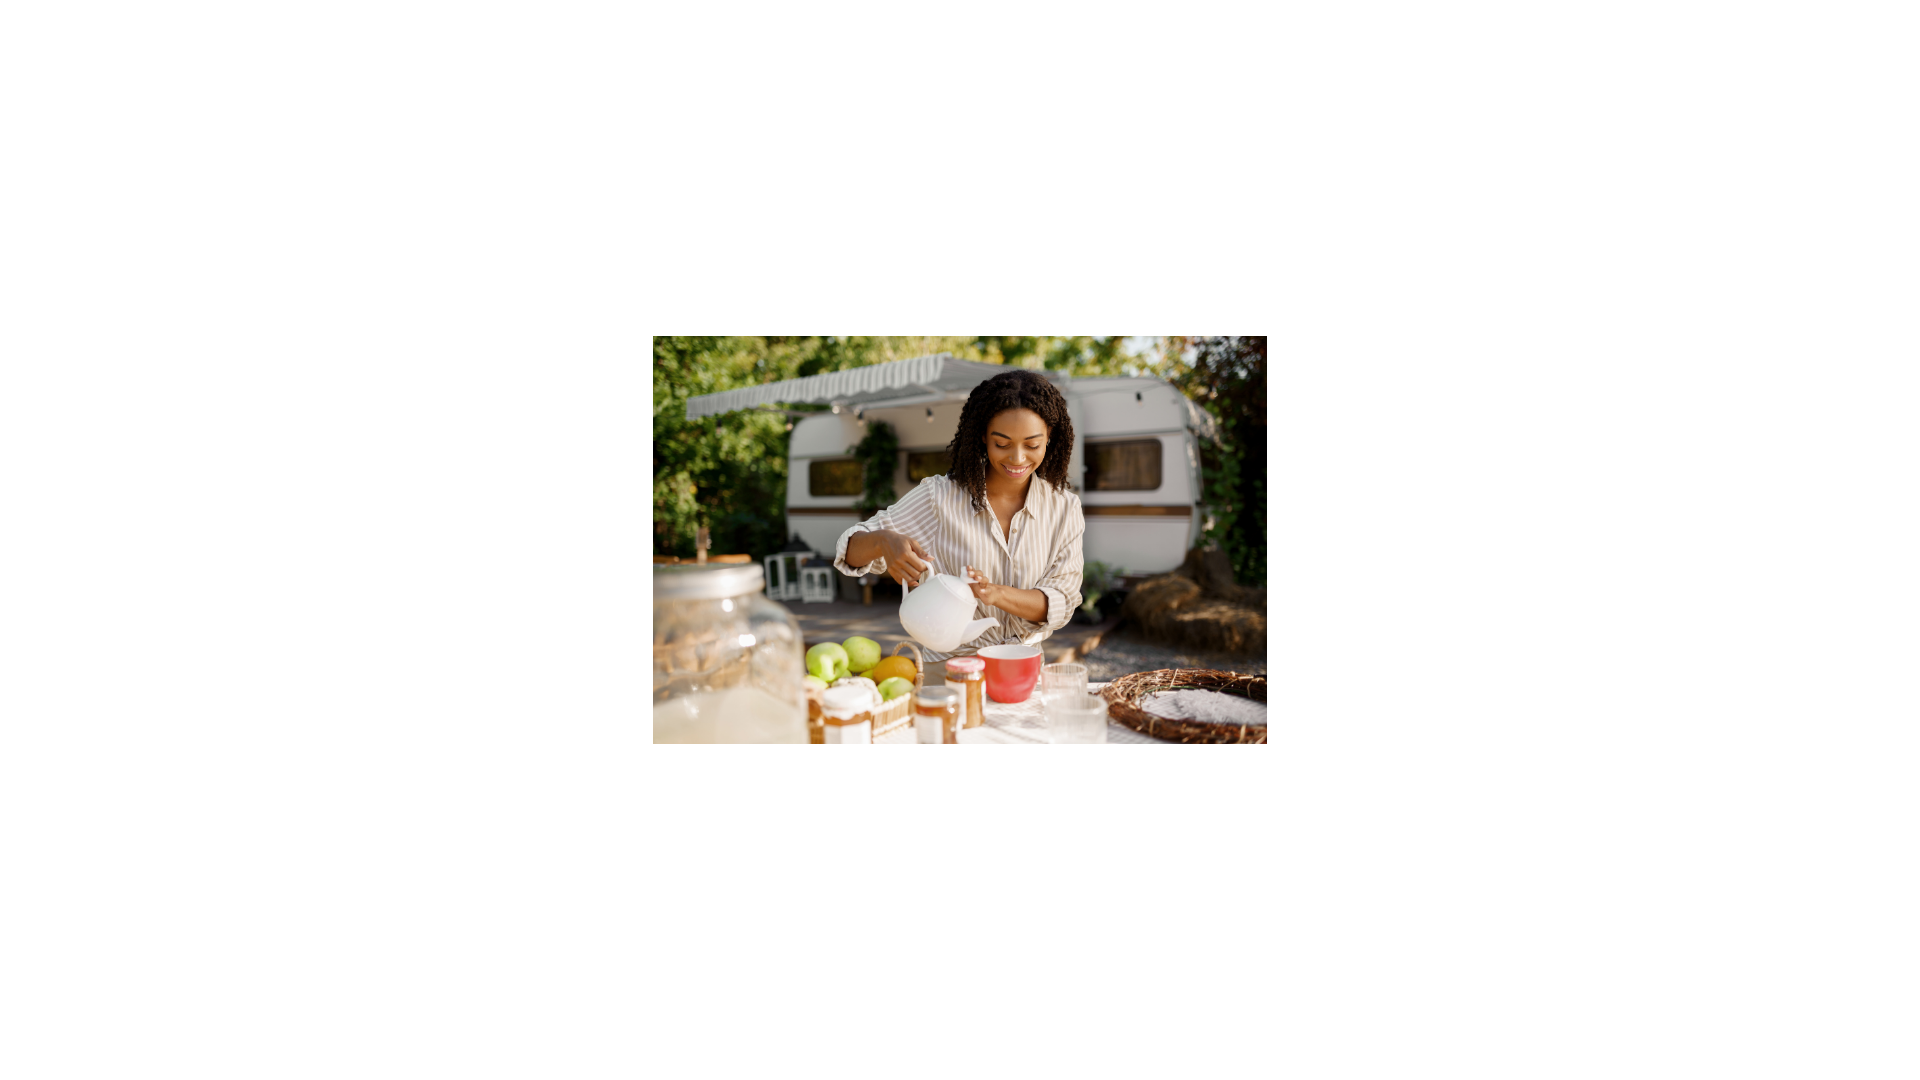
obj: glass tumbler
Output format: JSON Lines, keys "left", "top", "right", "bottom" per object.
{"left": 1047, "top": 693, "right": 1109, "bottom": 744}
{"left": 1041, "top": 662, "right": 1088, "bottom": 701}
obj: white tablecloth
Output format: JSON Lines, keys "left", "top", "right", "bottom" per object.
{"left": 873, "top": 682, "right": 1162, "bottom": 744}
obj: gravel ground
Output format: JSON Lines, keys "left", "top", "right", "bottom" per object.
{"left": 1078, "top": 627, "right": 1267, "bottom": 683}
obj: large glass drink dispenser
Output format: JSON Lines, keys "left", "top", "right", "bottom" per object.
{"left": 653, "top": 563, "right": 808, "bottom": 743}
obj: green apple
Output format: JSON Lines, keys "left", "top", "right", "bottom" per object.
{"left": 876, "top": 676, "right": 913, "bottom": 701}
{"left": 802, "top": 675, "right": 828, "bottom": 691}
{"left": 842, "top": 636, "right": 881, "bottom": 674}
{"left": 806, "top": 642, "right": 850, "bottom": 682}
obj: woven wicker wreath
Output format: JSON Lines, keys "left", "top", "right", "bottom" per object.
{"left": 1100, "top": 668, "right": 1267, "bottom": 744}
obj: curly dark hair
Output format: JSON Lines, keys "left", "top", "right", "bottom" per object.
{"left": 947, "top": 369, "right": 1075, "bottom": 511}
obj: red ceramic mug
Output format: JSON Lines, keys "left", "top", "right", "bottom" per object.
{"left": 978, "top": 644, "right": 1043, "bottom": 704}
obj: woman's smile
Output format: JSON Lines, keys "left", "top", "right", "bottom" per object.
{"left": 983, "top": 406, "right": 1049, "bottom": 488}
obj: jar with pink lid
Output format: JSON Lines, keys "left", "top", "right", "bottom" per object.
{"left": 943, "top": 656, "right": 986, "bottom": 730}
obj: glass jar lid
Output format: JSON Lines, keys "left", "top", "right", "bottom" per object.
{"left": 914, "top": 686, "right": 961, "bottom": 708}
{"left": 654, "top": 562, "right": 765, "bottom": 600}
{"left": 943, "top": 657, "right": 984, "bottom": 674}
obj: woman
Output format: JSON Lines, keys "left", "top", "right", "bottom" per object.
{"left": 835, "top": 368, "right": 1085, "bottom": 664}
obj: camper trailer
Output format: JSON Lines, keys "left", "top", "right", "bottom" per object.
{"left": 684, "top": 354, "right": 1217, "bottom": 581}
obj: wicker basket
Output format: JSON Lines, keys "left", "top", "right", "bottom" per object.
{"left": 891, "top": 642, "right": 927, "bottom": 692}
{"left": 802, "top": 642, "right": 926, "bottom": 743}
{"left": 871, "top": 693, "right": 913, "bottom": 737}
{"left": 1100, "top": 668, "right": 1267, "bottom": 744}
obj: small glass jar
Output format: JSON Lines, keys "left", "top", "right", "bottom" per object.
{"left": 914, "top": 686, "right": 962, "bottom": 744}
{"left": 944, "top": 656, "right": 986, "bottom": 730}
{"left": 653, "top": 563, "right": 807, "bottom": 743}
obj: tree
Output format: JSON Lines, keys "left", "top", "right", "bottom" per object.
{"left": 651, "top": 336, "right": 799, "bottom": 559}
{"left": 849, "top": 420, "right": 901, "bottom": 516}
{"left": 1167, "top": 336, "right": 1267, "bottom": 585}
{"left": 652, "top": 336, "right": 999, "bottom": 559}
{"left": 969, "top": 335, "right": 1136, "bottom": 376}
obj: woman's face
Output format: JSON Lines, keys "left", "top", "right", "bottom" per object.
{"left": 982, "top": 407, "right": 1050, "bottom": 483}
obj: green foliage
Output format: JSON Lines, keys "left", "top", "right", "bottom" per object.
{"left": 1080, "top": 559, "right": 1124, "bottom": 613}
{"left": 651, "top": 336, "right": 1014, "bottom": 559}
{"left": 652, "top": 336, "right": 797, "bottom": 559}
{"left": 849, "top": 420, "right": 900, "bottom": 515}
{"left": 1168, "top": 337, "right": 1267, "bottom": 586}
{"left": 971, "top": 335, "right": 1135, "bottom": 376}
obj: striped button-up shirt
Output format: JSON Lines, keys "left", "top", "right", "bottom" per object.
{"left": 834, "top": 473, "right": 1085, "bottom": 662}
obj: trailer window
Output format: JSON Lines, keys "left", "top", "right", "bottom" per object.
{"left": 906, "top": 450, "right": 951, "bottom": 483}
{"left": 808, "top": 458, "right": 863, "bottom": 497}
{"left": 1083, "top": 439, "right": 1162, "bottom": 492}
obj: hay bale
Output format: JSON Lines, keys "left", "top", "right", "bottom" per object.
{"left": 1151, "top": 596, "right": 1265, "bottom": 654}
{"left": 1117, "top": 547, "right": 1265, "bottom": 656}
{"left": 1123, "top": 573, "right": 1201, "bottom": 619}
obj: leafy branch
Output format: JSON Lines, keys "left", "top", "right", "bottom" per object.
{"left": 849, "top": 420, "right": 900, "bottom": 516}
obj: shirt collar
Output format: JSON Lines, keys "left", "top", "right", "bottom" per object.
{"left": 977, "top": 477, "right": 1054, "bottom": 519}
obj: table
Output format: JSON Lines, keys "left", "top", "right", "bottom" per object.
{"left": 873, "top": 682, "right": 1163, "bottom": 744}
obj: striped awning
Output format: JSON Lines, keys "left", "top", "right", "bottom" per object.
{"left": 684, "top": 353, "right": 1048, "bottom": 420}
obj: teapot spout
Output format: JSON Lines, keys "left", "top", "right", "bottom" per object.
{"left": 960, "top": 618, "right": 997, "bottom": 644}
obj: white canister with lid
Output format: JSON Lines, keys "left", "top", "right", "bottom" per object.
{"left": 819, "top": 684, "right": 875, "bottom": 744}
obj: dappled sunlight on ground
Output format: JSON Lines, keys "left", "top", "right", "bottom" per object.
{"left": 1078, "top": 627, "right": 1267, "bottom": 683}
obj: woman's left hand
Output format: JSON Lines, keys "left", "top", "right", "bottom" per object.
{"left": 965, "top": 566, "right": 1052, "bottom": 624}
{"left": 964, "top": 566, "right": 1001, "bottom": 608}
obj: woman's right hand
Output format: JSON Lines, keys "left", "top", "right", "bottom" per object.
{"left": 872, "top": 530, "right": 934, "bottom": 587}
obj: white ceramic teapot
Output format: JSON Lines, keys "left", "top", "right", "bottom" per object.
{"left": 898, "top": 572, "right": 998, "bottom": 654}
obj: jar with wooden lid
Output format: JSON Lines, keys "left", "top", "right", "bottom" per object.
{"left": 913, "top": 686, "right": 962, "bottom": 744}
{"left": 943, "top": 656, "right": 986, "bottom": 730}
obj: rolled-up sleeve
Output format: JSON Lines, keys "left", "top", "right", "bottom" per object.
{"left": 832, "top": 479, "right": 939, "bottom": 578}
{"left": 1013, "top": 496, "right": 1085, "bottom": 638}
{"left": 832, "top": 512, "right": 888, "bottom": 578}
